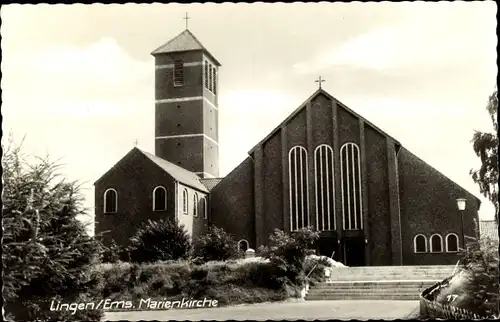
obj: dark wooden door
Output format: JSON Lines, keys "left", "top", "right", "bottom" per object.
{"left": 343, "top": 238, "right": 365, "bottom": 266}
{"left": 317, "top": 237, "right": 339, "bottom": 260}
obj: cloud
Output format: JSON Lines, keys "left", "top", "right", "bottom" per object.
{"left": 293, "top": 13, "right": 496, "bottom": 75}
{"left": 2, "top": 37, "right": 152, "bottom": 111}
{"left": 218, "top": 90, "right": 300, "bottom": 173}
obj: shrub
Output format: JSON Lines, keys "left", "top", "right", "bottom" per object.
{"left": 102, "top": 239, "right": 123, "bottom": 263}
{"left": 193, "top": 226, "right": 241, "bottom": 262}
{"left": 2, "top": 136, "right": 105, "bottom": 321}
{"left": 436, "top": 237, "right": 499, "bottom": 318}
{"left": 128, "top": 219, "right": 192, "bottom": 263}
{"left": 259, "top": 227, "right": 320, "bottom": 285}
{"left": 304, "top": 255, "right": 332, "bottom": 285}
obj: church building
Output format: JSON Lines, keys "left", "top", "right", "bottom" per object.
{"left": 94, "top": 27, "right": 481, "bottom": 266}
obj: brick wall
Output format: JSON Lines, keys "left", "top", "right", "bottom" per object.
{"left": 94, "top": 149, "right": 176, "bottom": 247}
{"left": 398, "top": 147, "right": 480, "bottom": 265}
{"left": 209, "top": 157, "right": 256, "bottom": 248}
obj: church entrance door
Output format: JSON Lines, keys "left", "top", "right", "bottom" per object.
{"left": 342, "top": 237, "right": 365, "bottom": 266}
{"left": 317, "top": 237, "right": 339, "bottom": 261}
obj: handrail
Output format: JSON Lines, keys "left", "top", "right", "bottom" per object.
{"left": 306, "top": 250, "right": 336, "bottom": 278}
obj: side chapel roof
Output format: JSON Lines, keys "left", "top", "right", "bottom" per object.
{"left": 94, "top": 147, "right": 208, "bottom": 193}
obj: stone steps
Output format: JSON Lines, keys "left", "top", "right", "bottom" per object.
{"left": 306, "top": 265, "right": 452, "bottom": 301}
{"left": 306, "top": 294, "right": 420, "bottom": 301}
{"left": 313, "top": 281, "right": 438, "bottom": 289}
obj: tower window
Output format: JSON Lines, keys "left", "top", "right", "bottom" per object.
{"left": 173, "top": 60, "right": 184, "bottom": 86}
{"left": 212, "top": 67, "right": 217, "bottom": 95}
{"left": 208, "top": 64, "right": 213, "bottom": 92}
{"left": 204, "top": 61, "right": 209, "bottom": 90}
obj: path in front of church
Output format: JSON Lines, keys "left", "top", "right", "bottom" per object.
{"left": 105, "top": 300, "right": 420, "bottom": 321}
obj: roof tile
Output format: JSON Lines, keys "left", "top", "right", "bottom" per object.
{"left": 139, "top": 149, "right": 208, "bottom": 193}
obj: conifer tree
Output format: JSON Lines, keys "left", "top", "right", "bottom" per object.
{"left": 470, "top": 90, "right": 498, "bottom": 223}
{"left": 2, "top": 135, "right": 104, "bottom": 321}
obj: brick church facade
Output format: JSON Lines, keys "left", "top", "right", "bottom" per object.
{"left": 95, "top": 28, "right": 481, "bottom": 266}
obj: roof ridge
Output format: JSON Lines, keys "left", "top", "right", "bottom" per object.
{"left": 139, "top": 148, "right": 193, "bottom": 173}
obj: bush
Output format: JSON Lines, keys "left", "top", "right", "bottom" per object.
{"left": 193, "top": 226, "right": 241, "bottom": 262}
{"left": 436, "top": 237, "right": 499, "bottom": 318}
{"left": 2, "top": 136, "right": 104, "bottom": 321}
{"left": 259, "top": 227, "right": 320, "bottom": 285}
{"left": 102, "top": 239, "right": 123, "bottom": 263}
{"left": 96, "top": 258, "right": 295, "bottom": 308}
{"left": 304, "top": 255, "right": 332, "bottom": 285}
{"left": 128, "top": 219, "right": 192, "bottom": 263}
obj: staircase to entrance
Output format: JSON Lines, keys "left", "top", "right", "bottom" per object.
{"left": 306, "top": 265, "right": 455, "bottom": 300}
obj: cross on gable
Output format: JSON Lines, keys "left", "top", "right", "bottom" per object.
{"left": 134, "top": 139, "right": 139, "bottom": 146}
{"left": 183, "top": 12, "right": 190, "bottom": 29}
{"left": 315, "top": 76, "right": 325, "bottom": 89}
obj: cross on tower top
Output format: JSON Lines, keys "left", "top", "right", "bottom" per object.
{"left": 315, "top": 76, "right": 325, "bottom": 89}
{"left": 134, "top": 139, "right": 139, "bottom": 146}
{"left": 183, "top": 12, "right": 191, "bottom": 30}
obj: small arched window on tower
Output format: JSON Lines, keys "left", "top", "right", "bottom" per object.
{"left": 212, "top": 67, "right": 217, "bottom": 95}
{"left": 430, "top": 234, "right": 443, "bottom": 253}
{"left": 104, "top": 188, "right": 118, "bottom": 214}
{"left": 182, "top": 188, "right": 189, "bottom": 215}
{"left": 413, "top": 234, "right": 427, "bottom": 253}
{"left": 193, "top": 193, "right": 199, "bottom": 217}
{"left": 445, "top": 233, "right": 459, "bottom": 253}
{"left": 153, "top": 186, "right": 167, "bottom": 211}
{"left": 173, "top": 60, "right": 184, "bottom": 86}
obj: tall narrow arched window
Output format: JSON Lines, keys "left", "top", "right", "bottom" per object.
{"left": 314, "top": 144, "right": 335, "bottom": 231}
{"left": 153, "top": 186, "right": 167, "bottom": 211}
{"left": 430, "top": 234, "right": 443, "bottom": 253}
{"left": 445, "top": 233, "right": 459, "bottom": 252}
{"left": 193, "top": 193, "right": 199, "bottom": 217}
{"left": 182, "top": 188, "right": 189, "bottom": 215}
{"left": 340, "top": 142, "right": 363, "bottom": 230}
{"left": 201, "top": 197, "right": 207, "bottom": 219}
{"left": 104, "top": 188, "right": 118, "bottom": 213}
{"left": 414, "top": 234, "right": 427, "bottom": 253}
{"left": 289, "top": 146, "right": 310, "bottom": 231}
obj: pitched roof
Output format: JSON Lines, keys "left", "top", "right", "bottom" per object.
{"left": 151, "top": 29, "right": 221, "bottom": 66}
{"left": 94, "top": 148, "right": 208, "bottom": 193}
{"left": 138, "top": 149, "right": 208, "bottom": 193}
{"left": 480, "top": 220, "right": 499, "bottom": 241}
{"left": 248, "top": 88, "right": 401, "bottom": 154}
{"left": 246, "top": 88, "right": 482, "bottom": 203}
{"left": 200, "top": 178, "right": 224, "bottom": 191}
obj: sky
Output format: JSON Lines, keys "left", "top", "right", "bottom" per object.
{"left": 1, "top": 2, "right": 497, "bottom": 230}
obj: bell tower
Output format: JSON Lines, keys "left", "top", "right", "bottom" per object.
{"left": 151, "top": 25, "right": 220, "bottom": 179}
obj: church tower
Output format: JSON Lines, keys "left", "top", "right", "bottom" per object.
{"left": 151, "top": 27, "right": 220, "bottom": 179}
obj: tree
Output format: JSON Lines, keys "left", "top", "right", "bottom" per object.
{"left": 470, "top": 90, "right": 498, "bottom": 223}
{"left": 2, "top": 135, "right": 104, "bottom": 321}
{"left": 128, "top": 218, "right": 192, "bottom": 263}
